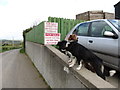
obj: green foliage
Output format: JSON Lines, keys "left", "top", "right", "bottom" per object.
{"left": 1, "top": 45, "right": 22, "bottom": 53}
{"left": 23, "top": 27, "right": 33, "bottom": 35}
{"left": 19, "top": 48, "right": 25, "bottom": 53}
{"left": 23, "top": 27, "right": 33, "bottom": 52}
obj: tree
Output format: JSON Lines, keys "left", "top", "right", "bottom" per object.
{"left": 23, "top": 27, "right": 33, "bottom": 51}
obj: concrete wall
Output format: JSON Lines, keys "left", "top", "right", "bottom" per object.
{"left": 26, "top": 41, "right": 115, "bottom": 89}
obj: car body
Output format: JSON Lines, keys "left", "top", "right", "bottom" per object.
{"left": 65, "top": 19, "right": 120, "bottom": 71}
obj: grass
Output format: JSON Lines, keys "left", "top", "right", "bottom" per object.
{"left": 0, "top": 46, "right": 2, "bottom": 53}
{"left": 19, "top": 48, "right": 25, "bottom": 53}
{"left": 1, "top": 45, "right": 22, "bottom": 53}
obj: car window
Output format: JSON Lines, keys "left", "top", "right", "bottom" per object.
{"left": 108, "top": 20, "right": 120, "bottom": 31}
{"left": 91, "top": 21, "right": 114, "bottom": 37}
{"left": 73, "top": 23, "right": 89, "bottom": 36}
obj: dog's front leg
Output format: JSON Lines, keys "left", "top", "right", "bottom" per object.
{"left": 66, "top": 51, "right": 73, "bottom": 63}
{"left": 76, "top": 60, "right": 83, "bottom": 70}
{"left": 68, "top": 58, "right": 72, "bottom": 63}
{"left": 69, "top": 57, "right": 76, "bottom": 67}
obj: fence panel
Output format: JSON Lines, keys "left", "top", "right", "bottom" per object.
{"left": 26, "top": 21, "right": 45, "bottom": 44}
{"left": 34, "top": 22, "right": 44, "bottom": 44}
{"left": 48, "top": 17, "right": 83, "bottom": 40}
{"left": 25, "top": 17, "right": 84, "bottom": 44}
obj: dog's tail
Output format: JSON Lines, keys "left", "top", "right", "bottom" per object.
{"left": 92, "top": 60, "right": 106, "bottom": 80}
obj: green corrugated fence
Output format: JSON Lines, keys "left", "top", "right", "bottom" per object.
{"left": 48, "top": 17, "right": 84, "bottom": 40}
{"left": 25, "top": 17, "right": 84, "bottom": 44}
{"left": 26, "top": 22, "right": 44, "bottom": 44}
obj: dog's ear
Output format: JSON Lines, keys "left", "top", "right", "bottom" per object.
{"left": 56, "top": 40, "right": 67, "bottom": 46}
{"left": 68, "top": 35, "right": 72, "bottom": 40}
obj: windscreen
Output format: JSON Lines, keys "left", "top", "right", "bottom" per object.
{"left": 108, "top": 19, "right": 120, "bottom": 31}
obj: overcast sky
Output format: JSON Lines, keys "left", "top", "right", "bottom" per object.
{"left": 0, "top": 0, "right": 119, "bottom": 40}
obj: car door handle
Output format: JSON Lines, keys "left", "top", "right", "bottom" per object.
{"left": 89, "top": 40, "right": 93, "bottom": 43}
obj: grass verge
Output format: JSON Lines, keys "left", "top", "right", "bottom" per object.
{"left": 19, "top": 48, "right": 25, "bottom": 53}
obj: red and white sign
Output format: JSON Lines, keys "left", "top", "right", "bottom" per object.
{"left": 44, "top": 22, "right": 58, "bottom": 33}
{"left": 44, "top": 33, "right": 60, "bottom": 45}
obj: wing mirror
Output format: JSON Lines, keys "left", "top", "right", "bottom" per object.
{"left": 104, "top": 31, "right": 118, "bottom": 39}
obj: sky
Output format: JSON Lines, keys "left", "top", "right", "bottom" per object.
{"left": 0, "top": 0, "right": 119, "bottom": 40}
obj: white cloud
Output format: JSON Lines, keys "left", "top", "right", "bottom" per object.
{"left": 0, "top": 0, "right": 119, "bottom": 40}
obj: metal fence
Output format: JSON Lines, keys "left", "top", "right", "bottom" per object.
{"left": 48, "top": 17, "right": 83, "bottom": 40}
{"left": 25, "top": 17, "right": 83, "bottom": 44}
{"left": 26, "top": 22, "right": 44, "bottom": 44}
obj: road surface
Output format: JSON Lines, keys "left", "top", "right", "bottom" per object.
{"left": 1, "top": 49, "right": 49, "bottom": 88}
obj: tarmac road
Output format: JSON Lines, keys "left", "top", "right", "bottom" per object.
{"left": 1, "top": 49, "right": 49, "bottom": 88}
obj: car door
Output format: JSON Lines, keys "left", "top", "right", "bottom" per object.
{"left": 88, "top": 21, "right": 119, "bottom": 68}
{"left": 72, "top": 22, "right": 90, "bottom": 48}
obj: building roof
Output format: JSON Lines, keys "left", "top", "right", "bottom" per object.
{"left": 114, "top": 1, "right": 120, "bottom": 7}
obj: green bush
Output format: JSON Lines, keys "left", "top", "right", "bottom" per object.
{"left": 19, "top": 48, "right": 25, "bottom": 53}
{"left": 2, "top": 45, "right": 22, "bottom": 52}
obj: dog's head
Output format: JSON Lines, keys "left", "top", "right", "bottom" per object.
{"left": 57, "top": 39, "right": 77, "bottom": 52}
{"left": 57, "top": 40, "right": 68, "bottom": 51}
{"left": 68, "top": 34, "right": 78, "bottom": 41}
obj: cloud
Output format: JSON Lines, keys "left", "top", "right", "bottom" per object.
{"left": 0, "top": 0, "right": 8, "bottom": 6}
{"left": 0, "top": 0, "right": 119, "bottom": 40}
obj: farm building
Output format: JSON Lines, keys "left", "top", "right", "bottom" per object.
{"left": 114, "top": 1, "right": 120, "bottom": 19}
{"left": 76, "top": 10, "right": 115, "bottom": 21}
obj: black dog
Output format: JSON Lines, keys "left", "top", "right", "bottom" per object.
{"left": 57, "top": 40, "right": 106, "bottom": 80}
{"left": 57, "top": 40, "right": 77, "bottom": 67}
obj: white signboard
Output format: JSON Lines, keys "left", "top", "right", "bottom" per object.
{"left": 44, "top": 22, "right": 58, "bottom": 33}
{"left": 44, "top": 33, "right": 60, "bottom": 45}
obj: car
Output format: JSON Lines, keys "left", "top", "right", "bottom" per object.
{"left": 65, "top": 19, "right": 120, "bottom": 71}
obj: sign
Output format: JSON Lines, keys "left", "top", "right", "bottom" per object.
{"left": 44, "top": 22, "right": 58, "bottom": 33}
{"left": 44, "top": 22, "right": 60, "bottom": 45}
{"left": 44, "top": 33, "right": 60, "bottom": 45}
